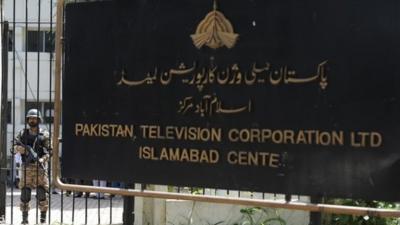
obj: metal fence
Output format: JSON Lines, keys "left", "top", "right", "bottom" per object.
{"left": 0, "top": 0, "right": 131, "bottom": 224}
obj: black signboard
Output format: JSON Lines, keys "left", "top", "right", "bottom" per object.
{"left": 63, "top": 0, "right": 400, "bottom": 201}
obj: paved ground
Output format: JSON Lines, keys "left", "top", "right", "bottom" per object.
{"left": 3, "top": 188, "right": 124, "bottom": 225}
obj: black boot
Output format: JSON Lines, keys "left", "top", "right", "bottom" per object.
{"left": 21, "top": 211, "right": 28, "bottom": 224}
{"left": 40, "top": 211, "right": 46, "bottom": 223}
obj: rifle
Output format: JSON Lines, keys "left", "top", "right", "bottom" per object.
{"left": 13, "top": 138, "right": 45, "bottom": 170}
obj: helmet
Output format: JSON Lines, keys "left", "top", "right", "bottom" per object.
{"left": 26, "top": 108, "right": 42, "bottom": 122}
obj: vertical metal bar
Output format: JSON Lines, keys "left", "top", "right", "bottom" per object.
{"left": 123, "top": 197, "right": 135, "bottom": 225}
{"left": 35, "top": 0, "right": 42, "bottom": 222}
{"left": 9, "top": 30, "right": 14, "bottom": 224}
{"left": 60, "top": 189, "right": 63, "bottom": 224}
{"left": 97, "top": 196, "right": 100, "bottom": 224}
{"left": 309, "top": 196, "right": 322, "bottom": 225}
{"left": 59, "top": 188, "right": 64, "bottom": 224}
{"left": 0, "top": 4, "right": 3, "bottom": 223}
{"left": 123, "top": 183, "right": 135, "bottom": 225}
{"left": 32, "top": 7, "right": 38, "bottom": 225}
{"left": 0, "top": 13, "right": 4, "bottom": 225}
{"left": 0, "top": 20, "right": 9, "bottom": 222}
{"left": 24, "top": 0, "right": 28, "bottom": 224}
{"left": 52, "top": 4, "right": 62, "bottom": 223}
{"left": 0, "top": 0, "right": 2, "bottom": 22}
{"left": 110, "top": 197, "right": 113, "bottom": 224}
{"left": 59, "top": 189, "right": 64, "bottom": 223}
{"left": 53, "top": 1, "right": 63, "bottom": 222}
{"left": 72, "top": 194, "right": 75, "bottom": 224}
{"left": 85, "top": 195, "right": 88, "bottom": 225}
{"left": 10, "top": 0, "right": 16, "bottom": 223}
{"left": 35, "top": 164, "right": 38, "bottom": 224}
{"left": 47, "top": 0, "right": 54, "bottom": 222}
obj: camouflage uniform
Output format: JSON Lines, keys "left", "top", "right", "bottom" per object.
{"left": 14, "top": 126, "right": 51, "bottom": 223}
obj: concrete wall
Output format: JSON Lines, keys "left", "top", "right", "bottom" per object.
{"left": 136, "top": 187, "right": 310, "bottom": 225}
{"left": 166, "top": 200, "right": 309, "bottom": 225}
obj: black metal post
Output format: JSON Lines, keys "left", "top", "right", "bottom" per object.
{"left": 123, "top": 183, "right": 135, "bottom": 225}
{"left": 0, "top": 21, "right": 9, "bottom": 221}
{"left": 309, "top": 196, "right": 322, "bottom": 225}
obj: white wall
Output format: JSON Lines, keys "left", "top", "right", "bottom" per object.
{"left": 136, "top": 187, "right": 310, "bottom": 225}
{"left": 166, "top": 200, "right": 309, "bottom": 225}
{"left": 3, "top": 0, "right": 55, "bottom": 24}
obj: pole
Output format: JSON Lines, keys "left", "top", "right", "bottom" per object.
{"left": 309, "top": 196, "right": 322, "bottom": 225}
{"left": 123, "top": 183, "right": 135, "bottom": 225}
{"left": 0, "top": 20, "right": 9, "bottom": 221}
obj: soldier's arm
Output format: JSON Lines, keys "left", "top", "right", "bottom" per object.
{"left": 41, "top": 130, "right": 52, "bottom": 149}
{"left": 39, "top": 130, "right": 51, "bottom": 162}
{"left": 13, "top": 130, "right": 26, "bottom": 154}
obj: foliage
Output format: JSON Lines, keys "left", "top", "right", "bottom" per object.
{"left": 167, "top": 204, "right": 286, "bottom": 225}
{"left": 167, "top": 201, "right": 225, "bottom": 225}
{"left": 323, "top": 199, "right": 400, "bottom": 225}
{"left": 190, "top": 187, "right": 205, "bottom": 195}
{"left": 233, "top": 207, "right": 286, "bottom": 225}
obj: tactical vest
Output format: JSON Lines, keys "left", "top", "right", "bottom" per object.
{"left": 20, "top": 128, "right": 47, "bottom": 164}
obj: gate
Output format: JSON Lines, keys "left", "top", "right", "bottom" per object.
{"left": 0, "top": 0, "right": 133, "bottom": 224}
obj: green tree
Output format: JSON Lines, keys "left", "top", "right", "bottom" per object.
{"left": 323, "top": 199, "right": 399, "bottom": 225}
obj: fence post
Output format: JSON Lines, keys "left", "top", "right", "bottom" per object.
{"left": 123, "top": 183, "right": 135, "bottom": 225}
{"left": 309, "top": 196, "right": 322, "bottom": 225}
{"left": 0, "top": 21, "right": 9, "bottom": 221}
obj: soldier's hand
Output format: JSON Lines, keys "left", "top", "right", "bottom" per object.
{"left": 14, "top": 145, "right": 25, "bottom": 154}
{"left": 38, "top": 157, "right": 45, "bottom": 163}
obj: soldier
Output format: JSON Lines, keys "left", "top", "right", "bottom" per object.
{"left": 13, "top": 109, "right": 51, "bottom": 224}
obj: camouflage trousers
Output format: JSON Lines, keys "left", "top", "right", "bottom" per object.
{"left": 19, "top": 163, "right": 49, "bottom": 212}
